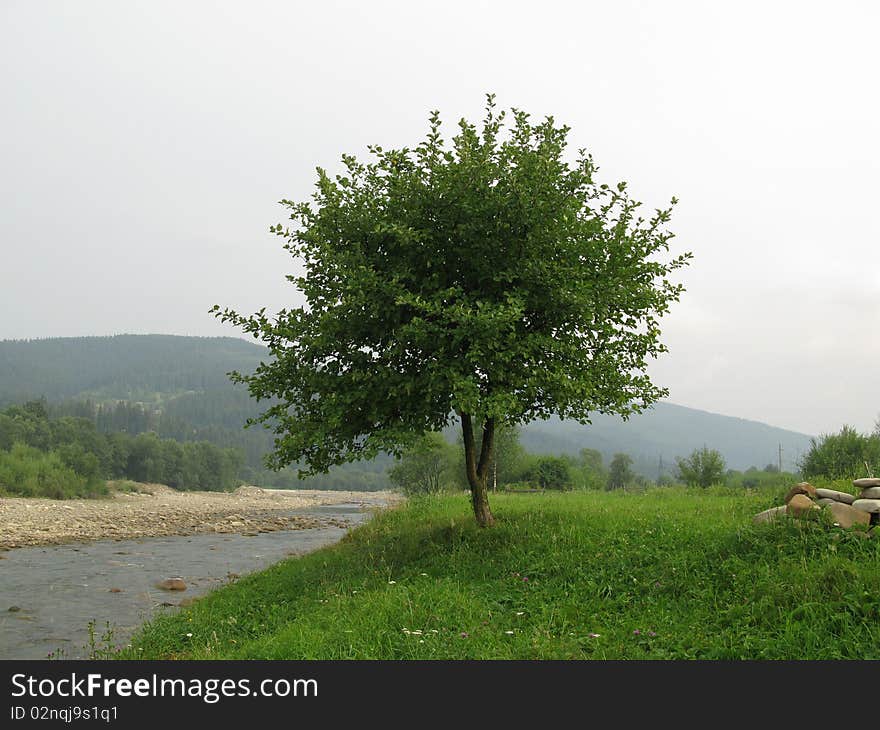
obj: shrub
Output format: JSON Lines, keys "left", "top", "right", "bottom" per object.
{"left": 800, "top": 426, "right": 880, "bottom": 480}
{"left": 0, "top": 443, "right": 106, "bottom": 499}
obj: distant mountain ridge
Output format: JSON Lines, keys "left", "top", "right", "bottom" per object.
{"left": 0, "top": 334, "right": 266, "bottom": 404}
{"left": 0, "top": 334, "right": 813, "bottom": 476}
{"left": 520, "top": 405, "right": 812, "bottom": 476}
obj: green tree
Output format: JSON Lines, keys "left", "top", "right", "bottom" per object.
{"left": 579, "top": 448, "right": 603, "bottom": 473}
{"left": 675, "top": 446, "right": 726, "bottom": 487}
{"left": 389, "top": 432, "right": 455, "bottom": 495}
{"left": 800, "top": 425, "right": 880, "bottom": 480}
{"left": 213, "top": 96, "right": 690, "bottom": 526}
{"left": 607, "top": 453, "right": 634, "bottom": 490}
{"left": 576, "top": 447, "right": 606, "bottom": 489}
{"left": 527, "top": 455, "right": 573, "bottom": 490}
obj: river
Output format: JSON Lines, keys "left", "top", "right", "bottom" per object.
{"left": 0, "top": 503, "right": 372, "bottom": 659}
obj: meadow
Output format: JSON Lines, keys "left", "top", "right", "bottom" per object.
{"left": 118, "top": 487, "right": 879, "bottom": 660}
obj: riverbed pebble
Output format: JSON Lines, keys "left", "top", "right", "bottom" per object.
{"left": 156, "top": 578, "right": 187, "bottom": 591}
{"left": 0, "top": 485, "right": 401, "bottom": 550}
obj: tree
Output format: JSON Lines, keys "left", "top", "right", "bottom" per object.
{"left": 579, "top": 448, "right": 604, "bottom": 473}
{"left": 488, "top": 423, "right": 525, "bottom": 490}
{"left": 528, "top": 455, "right": 573, "bottom": 490}
{"left": 675, "top": 446, "right": 726, "bottom": 488}
{"left": 213, "top": 96, "right": 690, "bottom": 526}
{"left": 607, "top": 453, "right": 634, "bottom": 490}
{"left": 800, "top": 426, "right": 880, "bottom": 480}
{"left": 388, "top": 432, "right": 455, "bottom": 495}
{"left": 576, "top": 447, "right": 606, "bottom": 489}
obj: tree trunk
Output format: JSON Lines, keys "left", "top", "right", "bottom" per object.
{"left": 461, "top": 413, "right": 496, "bottom": 527}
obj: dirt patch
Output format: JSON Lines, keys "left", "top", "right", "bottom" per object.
{"left": 0, "top": 484, "right": 402, "bottom": 549}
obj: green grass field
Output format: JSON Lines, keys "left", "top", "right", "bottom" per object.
{"left": 121, "top": 488, "right": 879, "bottom": 659}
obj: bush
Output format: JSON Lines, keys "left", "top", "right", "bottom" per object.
{"left": 522, "top": 456, "right": 573, "bottom": 490}
{"left": 0, "top": 443, "right": 107, "bottom": 499}
{"left": 389, "top": 433, "right": 457, "bottom": 495}
{"left": 675, "top": 447, "right": 726, "bottom": 488}
{"left": 800, "top": 426, "right": 880, "bottom": 480}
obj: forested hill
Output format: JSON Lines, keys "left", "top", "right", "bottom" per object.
{"left": 0, "top": 335, "right": 266, "bottom": 404}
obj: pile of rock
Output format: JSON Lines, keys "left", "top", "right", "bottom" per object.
{"left": 851, "top": 478, "right": 880, "bottom": 517}
{"left": 753, "top": 480, "right": 878, "bottom": 532}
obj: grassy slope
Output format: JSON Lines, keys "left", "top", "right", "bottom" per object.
{"left": 122, "top": 489, "right": 879, "bottom": 660}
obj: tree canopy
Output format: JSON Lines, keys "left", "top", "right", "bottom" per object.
{"left": 607, "top": 453, "right": 635, "bottom": 490}
{"left": 675, "top": 446, "right": 727, "bottom": 488}
{"left": 214, "top": 96, "right": 690, "bottom": 525}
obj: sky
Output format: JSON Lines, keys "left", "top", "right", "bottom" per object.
{"left": 2, "top": 1, "right": 878, "bottom": 436}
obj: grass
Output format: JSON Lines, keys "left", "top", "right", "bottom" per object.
{"left": 119, "top": 488, "right": 879, "bottom": 660}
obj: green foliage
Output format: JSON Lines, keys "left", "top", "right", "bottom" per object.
{"left": 607, "top": 453, "right": 634, "bottom": 490}
{"left": 726, "top": 467, "right": 798, "bottom": 490}
{"left": 675, "top": 446, "right": 727, "bottom": 488}
{"left": 389, "top": 432, "right": 456, "bottom": 495}
{"left": 526, "top": 455, "right": 573, "bottom": 490}
{"left": 123, "top": 490, "right": 880, "bottom": 660}
{"left": 0, "top": 402, "right": 243, "bottom": 496}
{"left": 489, "top": 424, "right": 526, "bottom": 486}
{"left": 212, "top": 96, "right": 690, "bottom": 507}
{"left": 0, "top": 443, "right": 106, "bottom": 499}
{"left": 574, "top": 448, "right": 607, "bottom": 490}
{"left": 800, "top": 425, "right": 880, "bottom": 480}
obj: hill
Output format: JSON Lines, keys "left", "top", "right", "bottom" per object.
{"left": 0, "top": 334, "right": 266, "bottom": 404}
{"left": 520, "top": 405, "right": 813, "bottom": 476}
{"left": 0, "top": 334, "right": 814, "bottom": 479}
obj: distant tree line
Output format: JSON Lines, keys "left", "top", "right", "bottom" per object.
{"left": 388, "top": 428, "right": 809, "bottom": 495}
{"left": 48, "top": 395, "right": 392, "bottom": 491}
{"left": 0, "top": 401, "right": 243, "bottom": 498}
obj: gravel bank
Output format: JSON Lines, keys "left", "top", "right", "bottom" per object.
{"left": 0, "top": 484, "right": 402, "bottom": 550}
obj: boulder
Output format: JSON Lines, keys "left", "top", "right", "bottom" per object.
{"left": 851, "top": 499, "right": 880, "bottom": 514}
{"left": 787, "top": 494, "right": 820, "bottom": 517}
{"left": 858, "top": 486, "right": 880, "bottom": 499}
{"left": 816, "top": 498, "right": 836, "bottom": 506}
{"left": 753, "top": 506, "right": 788, "bottom": 524}
{"left": 852, "top": 478, "right": 880, "bottom": 489}
{"left": 155, "top": 578, "right": 187, "bottom": 592}
{"left": 825, "top": 502, "right": 872, "bottom": 529}
{"left": 815, "top": 488, "right": 856, "bottom": 505}
{"left": 784, "top": 483, "right": 817, "bottom": 504}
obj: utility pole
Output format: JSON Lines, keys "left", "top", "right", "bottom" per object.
{"left": 658, "top": 454, "right": 664, "bottom": 483}
{"left": 778, "top": 443, "right": 783, "bottom": 473}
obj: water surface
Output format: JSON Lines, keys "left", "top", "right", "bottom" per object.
{"left": 0, "top": 503, "right": 373, "bottom": 659}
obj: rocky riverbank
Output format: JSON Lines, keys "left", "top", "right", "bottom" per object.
{"left": 0, "top": 483, "right": 402, "bottom": 550}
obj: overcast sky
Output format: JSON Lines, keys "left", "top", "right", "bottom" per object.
{"left": 2, "top": 1, "right": 878, "bottom": 436}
